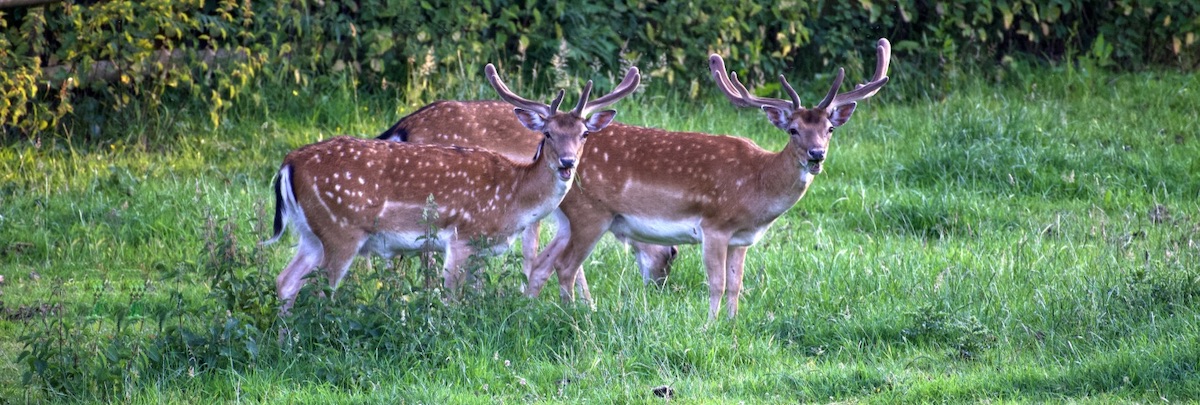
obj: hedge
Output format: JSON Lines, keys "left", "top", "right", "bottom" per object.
{"left": 2, "top": 0, "right": 1197, "bottom": 141}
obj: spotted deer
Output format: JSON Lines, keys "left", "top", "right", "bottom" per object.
{"left": 525, "top": 39, "right": 892, "bottom": 319}
{"left": 376, "top": 75, "right": 678, "bottom": 302}
{"left": 265, "top": 64, "right": 640, "bottom": 311}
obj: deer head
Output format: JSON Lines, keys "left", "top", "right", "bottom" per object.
{"left": 485, "top": 64, "right": 641, "bottom": 181}
{"left": 709, "top": 38, "right": 891, "bottom": 175}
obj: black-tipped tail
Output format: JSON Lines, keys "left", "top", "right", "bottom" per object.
{"left": 271, "top": 169, "right": 284, "bottom": 238}
{"left": 377, "top": 102, "right": 449, "bottom": 142}
{"left": 376, "top": 125, "right": 409, "bottom": 142}
{"left": 263, "top": 165, "right": 292, "bottom": 245}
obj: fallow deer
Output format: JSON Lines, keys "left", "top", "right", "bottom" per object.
{"left": 526, "top": 39, "right": 892, "bottom": 319}
{"left": 265, "top": 64, "right": 640, "bottom": 311}
{"left": 375, "top": 76, "right": 678, "bottom": 302}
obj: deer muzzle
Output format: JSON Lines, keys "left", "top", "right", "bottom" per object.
{"left": 557, "top": 157, "right": 576, "bottom": 181}
{"left": 807, "top": 149, "right": 825, "bottom": 174}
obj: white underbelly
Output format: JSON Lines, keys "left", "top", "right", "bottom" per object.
{"left": 609, "top": 215, "right": 775, "bottom": 247}
{"left": 358, "top": 230, "right": 453, "bottom": 258}
{"left": 358, "top": 229, "right": 517, "bottom": 258}
{"left": 359, "top": 230, "right": 448, "bottom": 257}
{"left": 729, "top": 226, "right": 771, "bottom": 246}
{"left": 609, "top": 215, "right": 703, "bottom": 245}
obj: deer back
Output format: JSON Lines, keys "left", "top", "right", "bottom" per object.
{"left": 282, "top": 136, "right": 559, "bottom": 242}
{"left": 377, "top": 100, "right": 543, "bottom": 163}
{"left": 572, "top": 123, "right": 810, "bottom": 231}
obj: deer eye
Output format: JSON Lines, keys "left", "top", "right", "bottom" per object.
{"left": 788, "top": 129, "right": 800, "bottom": 136}
{"left": 582, "top": 131, "right": 591, "bottom": 138}
{"left": 543, "top": 132, "right": 552, "bottom": 139}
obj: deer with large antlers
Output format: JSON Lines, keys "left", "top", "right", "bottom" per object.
{"left": 376, "top": 71, "right": 678, "bottom": 302}
{"left": 525, "top": 38, "right": 891, "bottom": 319}
{"left": 265, "top": 64, "right": 640, "bottom": 312}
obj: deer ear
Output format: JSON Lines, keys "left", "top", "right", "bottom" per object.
{"left": 762, "top": 106, "right": 791, "bottom": 130}
{"left": 829, "top": 102, "right": 857, "bottom": 128}
{"left": 585, "top": 110, "right": 617, "bottom": 132}
{"left": 513, "top": 108, "right": 547, "bottom": 132}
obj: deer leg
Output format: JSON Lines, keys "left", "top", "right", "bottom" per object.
{"left": 725, "top": 246, "right": 749, "bottom": 318}
{"left": 442, "top": 238, "right": 474, "bottom": 293}
{"left": 526, "top": 210, "right": 571, "bottom": 296}
{"left": 537, "top": 209, "right": 590, "bottom": 298}
{"left": 521, "top": 221, "right": 541, "bottom": 280}
{"left": 526, "top": 220, "right": 606, "bottom": 301}
{"left": 320, "top": 237, "right": 366, "bottom": 298}
{"left": 574, "top": 267, "right": 593, "bottom": 308}
{"left": 276, "top": 236, "right": 323, "bottom": 314}
{"left": 526, "top": 241, "right": 563, "bottom": 298}
{"left": 701, "top": 232, "right": 731, "bottom": 320}
{"left": 526, "top": 235, "right": 566, "bottom": 294}
{"left": 549, "top": 224, "right": 609, "bottom": 303}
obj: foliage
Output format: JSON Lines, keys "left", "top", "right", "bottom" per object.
{"left": 1, "top": 0, "right": 262, "bottom": 142}
{"left": 4, "top": 0, "right": 1198, "bottom": 143}
{"left": 814, "top": 0, "right": 1200, "bottom": 96}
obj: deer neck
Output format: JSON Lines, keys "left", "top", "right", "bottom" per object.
{"left": 760, "top": 139, "right": 817, "bottom": 202}
{"left": 510, "top": 147, "right": 573, "bottom": 217}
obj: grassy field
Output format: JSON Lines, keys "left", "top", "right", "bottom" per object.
{"left": 2, "top": 64, "right": 1198, "bottom": 403}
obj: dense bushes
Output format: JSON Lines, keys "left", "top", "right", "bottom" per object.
{"left": 2, "top": 0, "right": 1198, "bottom": 141}
{"left": 1, "top": 0, "right": 261, "bottom": 141}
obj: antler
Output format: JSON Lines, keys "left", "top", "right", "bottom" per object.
{"left": 814, "top": 68, "right": 846, "bottom": 110}
{"left": 820, "top": 38, "right": 892, "bottom": 110}
{"left": 711, "top": 38, "right": 891, "bottom": 112}
{"left": 487, "top": 63, "right": 638, "bottom": 118}
{"left": 485, "top": 63, "right": 564, "bottom": 117}
{"left": 577, "top": 67, "right": 641, "bottom": 117}
{"left": 570, "top": 80, "right": 594, "bottom": 116}
{"left": 708, "top": 54, "right": 796, "bottom": 110}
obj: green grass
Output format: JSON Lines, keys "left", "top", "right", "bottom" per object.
{"left": 2, "top": 65, "right": 1199, "bottom": 403}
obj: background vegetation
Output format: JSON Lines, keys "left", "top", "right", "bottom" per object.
{"left": 3, "top": 0, "right": 1198, "bottom": 140}
{"left": 1, "top": 0, "right": 1198, "bottom": 403}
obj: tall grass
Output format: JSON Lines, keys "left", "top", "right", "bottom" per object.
{"left": 1, "top": 63, "right": 1198, "bottom": 403}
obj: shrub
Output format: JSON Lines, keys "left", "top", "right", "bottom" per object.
{"left": 2, "top": 0, "right": 1197, "bottom": 141}
{"left": 2, "top": 0, "right": 262, "bottom": 142}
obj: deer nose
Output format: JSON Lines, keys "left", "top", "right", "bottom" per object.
{"left": 808, "top": 149, "right": 826, "bottom": 161}
{"left": 559, "top": 157, "right": 576, "bottom": 169}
